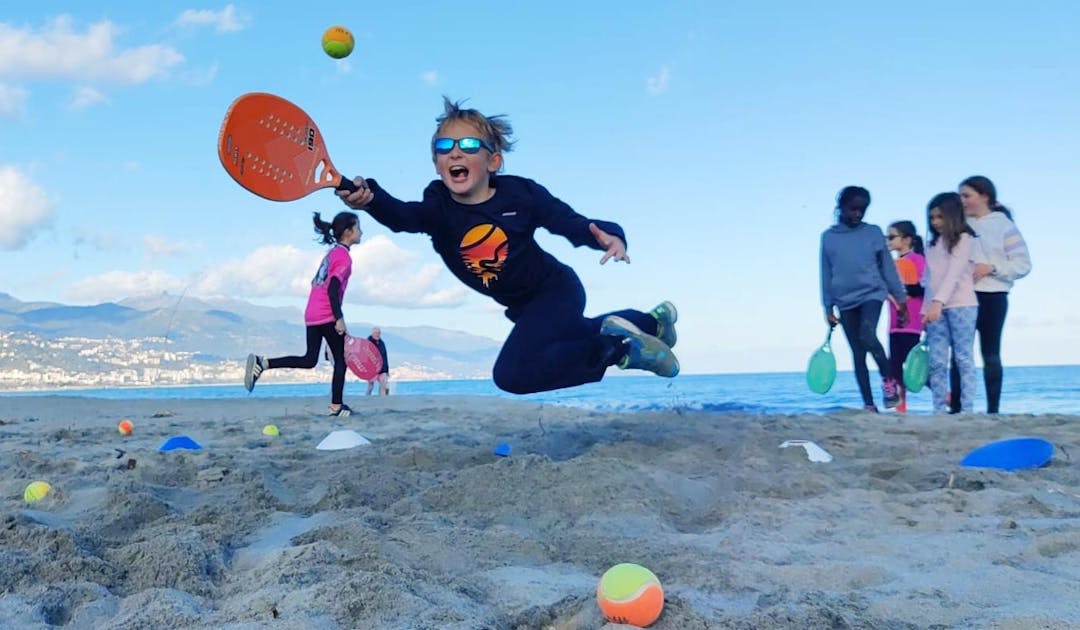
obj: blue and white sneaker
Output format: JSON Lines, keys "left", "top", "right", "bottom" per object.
{"left": 649, "top": 301, "right": 678, "bottom": 348}
{"left": 600, "top": 315, "right": 680, "bottom": 378}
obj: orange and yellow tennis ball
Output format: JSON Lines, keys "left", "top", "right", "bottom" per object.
{"left": 596, "top": 563, "right": 664, "bottom": 627}
{"left": 322, "top": 26, "right": 354, "bottom": 59}
{"left": 118, "top": 419, "right": 134, "bottom": 436}
{"left": 24, "top": 481, "right": 52, "bottom": 503}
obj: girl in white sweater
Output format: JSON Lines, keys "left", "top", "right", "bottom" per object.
{"left": 951, "top": 176, "right": 1032, "bottom": 414}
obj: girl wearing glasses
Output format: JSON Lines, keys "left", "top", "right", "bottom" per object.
{"left": 243, "top": 211, "right": 362, "bottom": 416}
{"left": 336, "top": 97, "right": 678, "bottom": 394}
{"left": 885, "top": 220, "right": 926, "bottom": 413}
{"left": 820, "top": 186, "right": 909, "bottom": 412}
{"left": 922, "top": 193, "right": 978, "bottom": 414}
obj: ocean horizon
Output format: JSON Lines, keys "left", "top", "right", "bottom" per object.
{"left": 4, "top": 365, "right": 1078, "bottom": 416}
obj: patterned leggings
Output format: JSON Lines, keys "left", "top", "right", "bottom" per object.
{"left": 927, "top": 306, "right": 977, "bottom": 413}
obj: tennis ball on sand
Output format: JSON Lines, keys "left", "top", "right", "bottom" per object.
{"left": 322, "top": 26, "right": 354, "bottom": 59}
{"left": 24, "top": 481, "right": 52, "bottom": 503}
{"left": 596, "top": 563, "right": 664, "bottom": 627}
{"left": 118, "top": 419, "right": 134, "bottom": 435}
{"left": 262, "top": 424, "right": 279, "bottom": 436}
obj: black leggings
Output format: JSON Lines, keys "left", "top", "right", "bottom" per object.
{"left": 889, "top": 332, "right": 920, "bottom": 391}
{"left": 951, "top": 291, "right": 1008, "bottom": 413}
{"left": 839, "top": 301, "right": 891, "bottom": 406}
{"left": 267, "top": 323, "right": 347, "bottom": 404}
{"left": 491, "top": 267, "right": 657, "bottom": 395}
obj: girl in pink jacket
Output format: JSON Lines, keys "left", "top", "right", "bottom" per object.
{"left": 922, "top": 193, "right": 977, "bottom": 414}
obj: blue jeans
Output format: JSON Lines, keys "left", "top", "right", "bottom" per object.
{"left": 927, "top": 306, "right": 977, "bottom": 413}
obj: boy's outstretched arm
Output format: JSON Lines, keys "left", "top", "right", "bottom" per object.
{"left": 589, "top": 223, "right": 629, "bottom": 264}
{"left": 337, "top": 176, "right": 437, "bottom": 234}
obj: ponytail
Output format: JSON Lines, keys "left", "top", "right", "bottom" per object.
{"left": 312, "top": 212, "right": 334, "bottom": 244}
{"left": 910, "top": 234, "right": 924, "bottom": 255}
{"left": 312, "top": 211, "right": 360, "bottom": 245}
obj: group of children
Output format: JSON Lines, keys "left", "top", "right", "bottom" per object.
{"left": 820, "top": 178, "right": 1032, "bottom": 414}
{"left": 238, "top": 95, "right": 1032, "bottom": 417}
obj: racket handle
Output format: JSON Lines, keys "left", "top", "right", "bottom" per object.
{"left": 336, "top": 176, "right": 358, "bottom": 193}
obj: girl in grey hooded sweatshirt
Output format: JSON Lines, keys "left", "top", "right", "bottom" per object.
{"left": 820, "top": 186, "right": 909, "bottom": 412}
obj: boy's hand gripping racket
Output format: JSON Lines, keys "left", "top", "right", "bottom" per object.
{"left": 218, "top": 92, "right": 357, "bottom": 201}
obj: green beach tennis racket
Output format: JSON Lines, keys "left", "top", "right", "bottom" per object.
{"left": 903, "top": 335, "right": 929, "bottom": 393}
{"left": 806, "top": 325, "right": 837, "bottom": 394}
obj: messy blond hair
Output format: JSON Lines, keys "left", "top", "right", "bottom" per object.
{"left": 432, "top": 96, "right": 515, "bottom": 163}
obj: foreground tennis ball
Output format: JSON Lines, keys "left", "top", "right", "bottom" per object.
{"left": 322, "top": 26, "right": 354, "bottom": 59}
{"left": 262, "top": 424, "right": 279, "bottom": 436}
{"left": 596, "top": 563, "right": 664, "bottom": 627}
{"left": 24, "top": 481, "right": 52, "bottom": 503}
{"left": 118, "top": 419, "right": 134, "bottom": 436}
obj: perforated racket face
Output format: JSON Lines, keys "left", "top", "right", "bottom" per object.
{"left": 218, "top": 92, "right": 343, "bottom": 201}
{"left": 344, "top": 335, "right": 383, "bottom": 381}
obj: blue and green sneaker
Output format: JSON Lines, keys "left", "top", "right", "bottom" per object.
{"left": 600, "top": 315, "right": 679, "bottom": 378}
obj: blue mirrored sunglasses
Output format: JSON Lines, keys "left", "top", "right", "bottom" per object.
{"left": 432, "top": 136, "right": 495, "bottom": 155}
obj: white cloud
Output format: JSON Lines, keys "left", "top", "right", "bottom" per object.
{"left": 175, "top": 4, "right": 250, "bottom": 33}
{"left": 66, "top": 269, "right": 188, "bottom": 302}
{"left": 0, "top": 15, "right": 184, "bottom": 83}
{"left": 421, "top": 70, "right": 439, "bottom": 86}
{"left": 646, "top": 65, "right": 671, "bottom": 95}
{"left": 69, "top": 86, "right": 107, "bottom": 110}
{"left": 0, "top": 165, "right": 55, "bottom": 250}
{"left": 64, "top": 236, "right": 468, "bottom": 308}
{"left": 349, "top": 235, "right": 468, "bottom": 307}
{"left": 0, "top": 82, "right": 27, "bottom": 117}
{"left": 194, "top": 244, "right": 316, "bottom": 299}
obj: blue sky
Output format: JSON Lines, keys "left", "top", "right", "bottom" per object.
{"left": 2, "top": 1, "right": 1078, "bottom": 374}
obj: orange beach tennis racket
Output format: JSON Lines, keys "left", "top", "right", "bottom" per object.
{"left": 217, "top": 92, "right": 357, "bottom": 201}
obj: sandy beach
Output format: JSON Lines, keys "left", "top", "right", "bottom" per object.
{"left": 1, "top": 395, "right": 1078, "bottom": 629}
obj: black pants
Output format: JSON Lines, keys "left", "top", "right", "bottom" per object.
{"left": 267, "top": 322, "right": 347, "bottom": 404}
{"left": 839, "top": 301, "right": 891, "bottom": 406}
{"left": 889, "top": 332, "right": 920, "bottom": 390}
{"left": 951, "top": 291, "right": 1008, "bottom": 413}
{"left": 492, "top": 268, "right": 658, "bottom": 394}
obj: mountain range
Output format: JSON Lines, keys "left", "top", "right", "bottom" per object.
{"left": 0, "top": 292, "right": 502, "bottom": 380}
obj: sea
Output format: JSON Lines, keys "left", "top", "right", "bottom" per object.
{"left": 3, "top": 365, "right": 1078, "bottom": 416}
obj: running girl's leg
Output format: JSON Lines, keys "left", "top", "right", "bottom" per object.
{"left": 268, "top": 326, "right": 324, "bottom": 369}
{"left": 318, "top": 325, "right": 348, "bottom": 405}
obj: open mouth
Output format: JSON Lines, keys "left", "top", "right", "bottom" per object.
{"left": 448, "top": 165, "right": 469, "bottom": 182}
